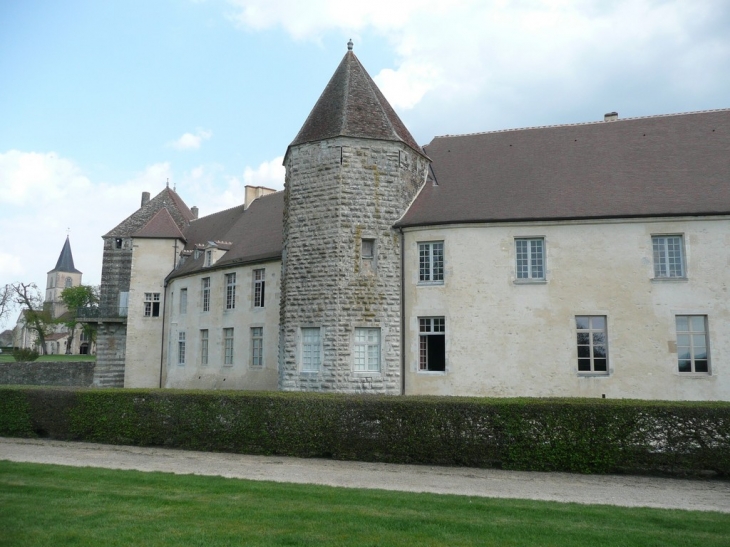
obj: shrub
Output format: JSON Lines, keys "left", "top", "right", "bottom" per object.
{"left": 12, "top": 348, "right": 39, "bottom": 362}
{"left": 0, "top": 387, "right": 728, "bottom": 477}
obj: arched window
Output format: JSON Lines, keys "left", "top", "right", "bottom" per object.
{"left": 65, "top": 277, "right": 72, "bottom": 288}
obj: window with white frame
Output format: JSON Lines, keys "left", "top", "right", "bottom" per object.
{"left": 419, "top": 317, "right": 445, "bottom": 371}
{"left": 576, "top": 316, "right": 608, "bottom": 373}
{"left": 225, "top": 273, "right": 236, "bottom": 309}
{"left": 354, "top": 328, "right": 380, "bottom": 372}
{"left": 144, "top": 292, "right": 160, "bottom": 317}
{"left": 179, "top": 288, "right": 187, "bottom": 314}
{"left": 200, "top": 329, "right": 208, "bottom": 366}
{"left": 205, "top": 250, "right": 212, "bottom": 267}
{"left": 418, "top": 242, "right": 444, "bottom": 283}
{"left": 223, "top": 328, "right": 234, "bottom": 365}
{"left": 676, "top": 316, "right": 709, "bottom": 373}
{"left": 178, "top": 331, "right": 186, "bottom": 365}
{"left": 201, "top": 277, "right": 210, "bottom": 312}
{"left": 253, "top": 269, "right": 265, "bottom": 308}
{"left": 301, "top": 327, "right": 321, "bottom": 372}
{"left": 251, "top": 327, "right": 263, "bottom": 367}
{"left": 653, "top": 235, "right": 685, "bottom": 278}
{"left": 515, "top": 238, "right": 545, "bottom": 280}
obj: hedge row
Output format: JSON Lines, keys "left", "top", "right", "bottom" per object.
{"left": 1, "top": 387, "right": 729, "bottom": 476}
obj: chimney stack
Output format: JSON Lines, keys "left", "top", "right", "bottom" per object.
{"left": 604, "top": 112, "right": 618, "bottom": 122}
{"left": 244, "top": 185, "right": 277, "bottom": 209}
{"left": 141, "top": 191, "right": 150, "bottom": 207}
{"left": 191, "top": 206, "right": 199, "bottom": 220}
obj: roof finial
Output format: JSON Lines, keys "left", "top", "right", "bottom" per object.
{"left": 347, "top": 38, "right": 353, "bottom": 51}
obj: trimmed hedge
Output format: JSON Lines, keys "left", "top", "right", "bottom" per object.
{"left": 1, "top": 387, "right": 728, "bottom": 476}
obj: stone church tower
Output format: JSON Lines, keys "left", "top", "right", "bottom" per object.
{"left": 279, "top": 43, "right": 430, "bottom": 393}
{"left": 45, "top": 236, "right": 83, "bottom": 319}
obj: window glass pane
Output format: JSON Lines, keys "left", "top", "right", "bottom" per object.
{"left": 577, "top": 346, "right": 590, "bottom": 358}
{"left": 678, "top": 359, "right": 692, "bottom": 373}
{"left": 695, "top": 360, "right": 709, "bottom": 373}
{"left": 576, "top": 333, "right": 589, "bottom": 345}
{"left": 592, "top": 332, "right": 606, "bottom": 345}
{"left": 575, "top": 316, "right": 589, "bottom": 329}
{"left": 593, "top": 359, "right": 607, "bottom": 372}
{"left": 578, "top": 359, "right": 591, "bottom": 371}
{"left": 694, "top": 349, "right": 707, "bottom": 360}
{"left": 676, "top": 334, "right": 690, "bottom": 346}
{"left": 593, "top": 345, "right": 606, "bottom": 358}
{"left": 591, "top": 316, "right": 605, "bottom": 330}
{"left": 675, "top": 316, "right": 689, "bottom": 331}
{"left": 677, "top": 348, "right": 691, "bottom": 360}
{"left": 692, "top": 334, "right": 706, "bottom": 348}
{"left": 690, "top": 316, "right": 705, "bottom": 332}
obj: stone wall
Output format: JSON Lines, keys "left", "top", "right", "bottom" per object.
{"left": 93, "top": 324, "right": 127, "bottom": 387}
{"left": 0, "top": 361, "right": 95, "bottom": 387}
{"left": 280, "top": 137, "right": 429, "bottom": 393}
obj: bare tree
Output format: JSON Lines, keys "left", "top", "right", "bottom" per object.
{"left": 0, "top": 284, "right": 13, "bottom": 325}
{"left": 10, "top": 282, "right": 52, "bottom": 355}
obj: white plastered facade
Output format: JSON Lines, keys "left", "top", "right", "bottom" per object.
{"left": 403, "top": 216, "right": 730, "bottom": 400}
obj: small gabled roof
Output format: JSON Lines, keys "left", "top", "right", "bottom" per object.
{"left": 104, "top": 187, "right": 194, "bottom": 238}
{"left": 398, "top": 109, "right": 730, "bottom": 227}
{"left": 132, "top": 208, "right": 186, "bottom": 240}
{"left": 49, "top": 236, "right": 81, "bottom": 274}
{"left": 288, "top": 48, "right": 424, "bottom": 157}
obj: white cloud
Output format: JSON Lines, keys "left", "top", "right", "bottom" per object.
{"left": 243, "top": 156, "right": 285, "bottom": 190}
{"left": 227, "top": 0, "right": 730, "bottom": 124}
{"left": 170, "top": 128, "right": 212, "bottom": 150}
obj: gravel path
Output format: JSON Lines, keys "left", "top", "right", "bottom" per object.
{"left": 1, "top": 437, "right": 728, "bottom": 513}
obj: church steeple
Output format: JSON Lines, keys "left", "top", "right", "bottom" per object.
{"left": 50, "top": 236, "right": 82, "bottom": 274}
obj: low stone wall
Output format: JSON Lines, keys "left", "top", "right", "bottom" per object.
{"left": 0, "top": 361, "right": 95, "bottom": 387}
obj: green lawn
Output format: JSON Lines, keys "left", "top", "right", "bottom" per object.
{"left": 0, "top": 354, "right": 95, "bottom": 363}
{"left": 0, "top": 461, "right": 728, "bottom": 547}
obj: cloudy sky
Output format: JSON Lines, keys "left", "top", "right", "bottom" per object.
{"left": 1, "top": 0, "right": 729, "bottom": 330}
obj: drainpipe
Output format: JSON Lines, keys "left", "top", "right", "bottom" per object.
{"left": 159, "top": 280, "right": 167, "bottom": 389}
{"left": 399, "top": 226, "right": 406, "bottom": 396}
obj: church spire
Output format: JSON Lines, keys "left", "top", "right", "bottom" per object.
{"left": 50, "top": 236, "right": 82, "bottom": 274}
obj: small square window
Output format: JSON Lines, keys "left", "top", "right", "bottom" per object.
{"left": 144, "top": 292, "right": 160, "bottom": 317}
{"left": 576, "top": 316, "right": 608, "bottom": 374}
{"left": 676, "top": 315, "right": 709, "bottom": 373}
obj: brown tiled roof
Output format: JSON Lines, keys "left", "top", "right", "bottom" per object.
{"left": 104, "top": 187, "right": 195, "bottom": 237}
{"left": 132, "top": 208, "right": 186, "bottom": 240}
{"left": 167, "top": 192, "right": 284, "bottom": 281}
{"left": 288, "top": 51, "right": 424, "bottom": 156}
{"left": 398, "top": 109, "right": 730, "bottom": 227}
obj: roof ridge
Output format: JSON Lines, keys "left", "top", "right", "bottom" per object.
{"left": 432, "top": 107, "right": 730, "bottom": 139}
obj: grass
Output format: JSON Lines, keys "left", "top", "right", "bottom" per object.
{"left": 0, "top": 354, "right": 95, "bottom": 363}
{"left": 1, "top": 461, "right": 728, "bottom": 547}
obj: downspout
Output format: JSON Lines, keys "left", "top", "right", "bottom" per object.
{"left": 400, "top": 226, "right": 406, "bottom": 396}
{"left": 159, "top": 279, "right": 167, "bottom": 389}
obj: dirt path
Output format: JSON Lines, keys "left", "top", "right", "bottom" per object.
{"left": 1, "top": 437, "right": 728, "bottom": 512}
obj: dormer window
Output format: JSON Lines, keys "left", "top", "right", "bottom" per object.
{"left": 115, "top": 238, "right": 123, "bottom": 249}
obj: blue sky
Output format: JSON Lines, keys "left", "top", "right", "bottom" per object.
{"left": 1, "top": 0, "right": 729, "bottom": 330}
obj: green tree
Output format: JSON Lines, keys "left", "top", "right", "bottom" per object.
{"left": 59, "top": 285, "right": 99, "bottom": 354}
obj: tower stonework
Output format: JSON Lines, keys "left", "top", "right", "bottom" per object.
{"left": 279, "top": 49, "right": 429, "bottom": 393}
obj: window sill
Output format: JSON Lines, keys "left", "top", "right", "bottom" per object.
{"left": 417, "top": 370, "right": 447, "bottom": 375}
{"left": 651, "top": 277, "right": 687, "bottom": 283}
{"left": 417, "top": 282, "right": 444, "bottom": 287}
{"left": 677, "top": 372, "right": 712, "bottom": 378}
{"left": 577, "top": 372, "right": 610, "bottom": 377}
{"left": 513, "top": 279, "right": 547, "bottom": 285}
{"left": 300, "top": 370, "right": 320, "bottom": 375}
{"left": 353, "top": 371, "right": 382, "bottom": 376}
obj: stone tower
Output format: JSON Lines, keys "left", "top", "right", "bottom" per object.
{"left": 279, "top": 44, "right": 430, "bottom": 393}
{"left": 45, "top": 236, "right": 83, "bottom": 319}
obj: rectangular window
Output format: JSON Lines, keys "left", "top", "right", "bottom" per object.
{"left": 419, "top": 317, "right": 445, "bottom": 371}
{"left": 223, "top": 328, "right": 234, "bottom": 365}
{"left": 201, "top": 278, "right": 210, "bottom": 312}
{"left": 253, "top": 269, "right": 265, "bottom": 308}
{"left": 576, "top": 316, "right": 608, "bottom": 373}
{"left": 361, "top": 239, "right": 375, "bottom": 273}
{"left": 653, "top": 235, "right": 685, "bottom": 278}
{"left": 354, "top": 328, "right": 380, "bottom": 372}
{"left": 419, "top": 242, "right": 444, "bottom": 283}
{"left": 144, "top": 292, "right": 160, "bottom": 317}
{"left": 515, "top": 238, "right": 545, "bottom": 280}
{"left": 251, "top": 327, "right": 263, "bottom": 367}
{"left": 676, "top": 316, "right": 709, "bottom": 373}
{"left": 225, "top": 273, "right": 236, "bottom": 310}
{"left": 200, "top": 329, "right": 208, "bottom": 366}
{"left": 178, "top": 331, "right": 186, "bottom": 365}
{"left": 301, "top": 327, "right": 321, "bottom": 372}
{"left": 179, "top": 288, "right": 187, "bottom": 314}
{"left": 205, "top": 249, "right": 212, "bottom": 267}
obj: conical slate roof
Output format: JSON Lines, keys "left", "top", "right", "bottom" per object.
{"left": 289, "top": 49, "right": 423, "bottom": 155}
{"left": 49, "top": 236, "right": 81, "bottom": 274}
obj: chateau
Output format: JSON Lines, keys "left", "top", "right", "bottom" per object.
{"left": 88, "top": 45, "right": 730, "bottom": 400}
